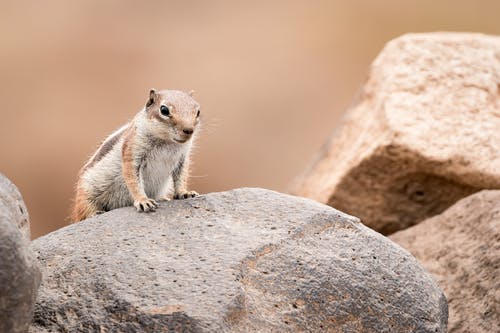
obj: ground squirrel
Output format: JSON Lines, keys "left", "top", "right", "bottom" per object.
{"left": 71, "top": 89, "right": 201, "bottom": 222}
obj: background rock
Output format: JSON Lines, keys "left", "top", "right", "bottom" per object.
{"left": 0, "top": 173, "right": 41, "bottom": 333}
{"left": 391, "top": 190, "right": 500, "bottom": 333}
{"left": 0, "top": 172, "right": 30, "bottom": 239}
{"left": 30, "top": 188, "right": 447, "bottom": 333}
{"left": 291, "top": 33, "right": 500, "bottom": 234}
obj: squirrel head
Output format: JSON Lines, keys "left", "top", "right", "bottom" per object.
{"left": 143, "top": 89, "right": 201, "bottom": 144}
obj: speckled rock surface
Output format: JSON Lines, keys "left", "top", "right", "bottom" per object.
{"left": 0, "top": 173, "right": 41, "bottom": 333}
{"left": 391, "top": 190, "right": 500, "bottom": 333}
{"left": 291, "top": 33, "right": 500, "bottom": 234}
{"left": 0, "top": 172, "right": 30, "bottom": 240}
{"left": 30, "top": 188, "right": 447, "bottom": 332}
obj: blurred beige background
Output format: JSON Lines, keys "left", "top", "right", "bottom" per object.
{"left": 1, "top": 0, "right": 499, "bottom": 239}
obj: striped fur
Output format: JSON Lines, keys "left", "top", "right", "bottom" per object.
{"left": 71, "top": 89, "right": 200, "bottom": 222}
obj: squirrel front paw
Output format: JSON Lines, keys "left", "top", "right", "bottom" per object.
{"left": 134, "top": 197, "right": 158, "bottom": 212}
{"left": 173, "top": 191, "right": 198, "bottom": 200}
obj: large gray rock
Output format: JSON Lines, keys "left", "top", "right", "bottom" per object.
{"left": 30, "top": 188, "right": 447, "bottom": 332}
{"left": 391, "top": 190, "right": 500, "bottom": 333}
{"left": 291, "top": 33, "right": 500, "bottom": 234}
{"left": 0, "top": 173, "right": 41, "bottom": 333}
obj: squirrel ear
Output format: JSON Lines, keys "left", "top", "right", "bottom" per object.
{"left": 188, "top": 89, "right": 195, "bottom": 97}
{"left": 146, "top": 89, "right": 157, "bottom": 107}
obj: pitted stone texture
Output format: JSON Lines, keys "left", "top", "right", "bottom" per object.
{"left": 391, "top": 190, "right": 500, "bottom": 333}
{"left": 292, "top": 33, "right": 500, "bottom": 234}
{"left": 0, "top": 173, "right": 41, "bottom": 333}
{"left": 0, "top": 172, "right": 30, "bottom": 239}
{"left": 30, "top": 188, "right": 447, "bottom": 333}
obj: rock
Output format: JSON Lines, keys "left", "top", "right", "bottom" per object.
{"left": 30, "top": 188, "right": 447, "bottom": 332}
{"left": 0, "top": 174, "right": 41, "bottom": 333}
{"left": 291, "top": 33, "right": 500, "bottom": 234}
{"left": 390, "top": 190, "right": 500, "bottom": 333}
{"left": 0, "top": 172, "right": 30, "bottom": 239}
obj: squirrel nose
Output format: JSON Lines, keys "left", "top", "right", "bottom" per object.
{"left": 183, "top": 128, "right": 194, "bottom": 135}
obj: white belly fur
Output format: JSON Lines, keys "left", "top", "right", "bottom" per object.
{"left": 82, "top": 139, "right": 187, "bottom": 210}
{"left": 142, "top": 143, "right": 185, "bottom": 198}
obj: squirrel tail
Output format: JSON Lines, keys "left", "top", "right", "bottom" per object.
{"left": 70, "top": 186, "right": 95, "bottom": 223}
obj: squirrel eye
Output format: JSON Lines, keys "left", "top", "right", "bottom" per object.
{"left": 160, "top": 105, "right": 170, "bottom": 117}
{"left": 196, "top": 109, "right": 201, "bottom": 118}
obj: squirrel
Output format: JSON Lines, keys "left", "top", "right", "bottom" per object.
{"left": 71, "top": 89, "right": 201, "bottom": 222}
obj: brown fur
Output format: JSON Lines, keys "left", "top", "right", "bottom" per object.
{"left": 71, "top": 179, "right": 95, "bottom": 222}
{"left": 121, "top": 126, "right": 144, "bottom": 201}
{"left": 70, "top": 89, "right": 200, "bottom": 222}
